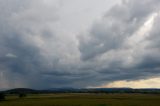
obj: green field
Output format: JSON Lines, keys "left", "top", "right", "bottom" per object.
{"left": 0, "top": 93, "right": 160, "bottom": 106}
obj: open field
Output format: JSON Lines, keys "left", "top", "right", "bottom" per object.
{"left": 0, "top": 93, "right": 160, "bottom": 106}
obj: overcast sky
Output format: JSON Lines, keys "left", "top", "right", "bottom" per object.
{"left": 0, "top": 0, "right": 160, "bottom": 89}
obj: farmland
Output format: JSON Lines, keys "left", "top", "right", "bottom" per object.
{"left": 0, "top": 93, "right": 160, "bottom": 106}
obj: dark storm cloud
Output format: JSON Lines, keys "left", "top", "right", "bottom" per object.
{"left": 0, "top": 0, "right": 160, "bottom": 89}
{"left": 79, "top": 0, "right": 160, "bottom": 85}
{"left": 0, "top": 0, "right": 62, "bottom": 88}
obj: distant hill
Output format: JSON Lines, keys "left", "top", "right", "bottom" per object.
{"left": 1, "top": 88, "right": 160, "bottom": 94}
{"left": 4, "top": 88, "right": 38, "bottom": 94}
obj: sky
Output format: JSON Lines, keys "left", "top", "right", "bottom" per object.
{"left": 0, "top": 0, "right": 160, "bottom": 89}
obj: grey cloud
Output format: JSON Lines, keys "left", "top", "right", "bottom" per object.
{"left": 0, "top": 0, "right": 83, "bottom": 89}
{"left": 79, "top": 0, "right": 160, "bottom": 60}
{"left": 0, "top": 0, "right": 160, "bottom": 89}
{"left": 0, "top": 0, "right": 60, "bottom": 88}
{"left": 79, "top": 0, "right": 160, "bottom": 85}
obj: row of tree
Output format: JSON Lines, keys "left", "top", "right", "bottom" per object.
{"left": 0, "top": 93, "right": 27, "bottom": 101}
{"left": 0, "top": 93, "right": 5, "bottom": 101}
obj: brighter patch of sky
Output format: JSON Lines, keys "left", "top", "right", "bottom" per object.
{"left": 55, "top": 0, "right": 121, "bottom": 35}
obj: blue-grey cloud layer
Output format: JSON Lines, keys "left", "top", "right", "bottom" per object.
{"left": 0, "top": 0, "right": 160, "bottom": 89}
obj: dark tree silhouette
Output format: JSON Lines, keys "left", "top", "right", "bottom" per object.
{"left": 19, "top": 93, "right": 27, "bottom": 98}
{"left": 0, "top": 93, "right": 5, "bottom": 101}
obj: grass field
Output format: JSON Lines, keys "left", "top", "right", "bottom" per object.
{"left": 0, "top": 93, "right": 160, "bottom": 106}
